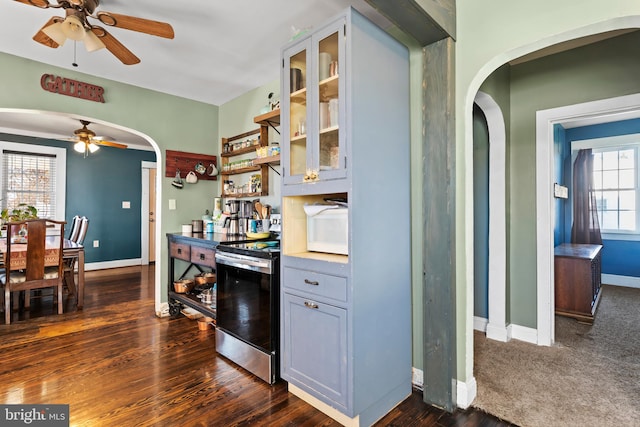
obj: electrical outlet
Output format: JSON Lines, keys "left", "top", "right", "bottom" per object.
{"left": 122, "top": 201, "right": 131, "bottom": 209}
{"left": 93, "top": 240, "right": 99, "bottom": 248}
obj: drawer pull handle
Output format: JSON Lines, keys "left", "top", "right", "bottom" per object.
{"left": 304, "top": 279, "right": 319, "bottom": 286}
{"left": 304, "top": 301, "right": 318, "bottom": 309}
{"left": 177, "top": 248, "right": 182, "bottom": 254}
{"left": 200, "top": 253, "right": 206, "bottom": 260}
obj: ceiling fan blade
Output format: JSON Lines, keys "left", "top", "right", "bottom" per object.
{"left": 90, "top": 27, "right": 140, "bottom": 65}
{"left": 95, "top": 140, "right": 127, "bottom": 149}
{"left": 96, "top": 11, "right": 174, "bottom": 39}
{"left": 14, "top": 0, "right": 51, "bottom": 8}
{"left": 33, "top": 16, "right": 62, "bottom": 48}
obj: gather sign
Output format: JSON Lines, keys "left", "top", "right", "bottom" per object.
{"left": 40, "top": 74, "right": 105, "bottom": 103}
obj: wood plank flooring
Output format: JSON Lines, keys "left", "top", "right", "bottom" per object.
{"left": 0, "top": 266, "right": 515, "bottom": 426}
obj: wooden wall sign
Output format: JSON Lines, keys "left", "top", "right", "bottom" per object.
{"left": 40, "top": 74, "right": 105, "bottom": 103}
{"left": 166, "top": 150, "right": 218, "bottom": 181}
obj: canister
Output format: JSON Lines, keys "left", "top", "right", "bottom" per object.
{"left": 192, "top": 220, "right": 203, "bottom": 232}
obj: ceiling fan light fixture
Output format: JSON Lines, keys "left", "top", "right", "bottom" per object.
{"left": 42, "top": 22, "right": 67, "bottom": 46}
{"left": 73, "top": 141, "right": 86, "bottom": 153}
{"left": 88, "top": 143, "right": 100, "bottom": 153}
{"left": 61, "top": 15, "right": 86, "bottom": 41}
{"left": 83, "top": 29, "right": 105, "bottom": 52}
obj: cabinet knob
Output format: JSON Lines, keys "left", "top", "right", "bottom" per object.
{"left": 304, "top": 301, "right": 319, "bottom": 309}
{"left": 200, "top": 254, "right": 206, "bottom": 260}
{"left": 304, "top": 279, "right": 319, "bottom": 286}
{"left": 177, "top": 248, "right": 182, "bottom": 254}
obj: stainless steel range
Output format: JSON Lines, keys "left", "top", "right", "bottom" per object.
{"left": 214, "top": 240, "right": 280, "bottom": 384}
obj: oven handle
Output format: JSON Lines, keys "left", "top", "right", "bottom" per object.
{"left": 215, "top": 252, "right": 272, "bottom": 273}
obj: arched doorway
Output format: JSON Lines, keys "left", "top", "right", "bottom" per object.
{"left": 0, "top": 108, "right": 164, "bottom": 313}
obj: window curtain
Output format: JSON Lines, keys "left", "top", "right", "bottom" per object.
{"left": 571, "top": 149, "right": 602, "bottom": 244}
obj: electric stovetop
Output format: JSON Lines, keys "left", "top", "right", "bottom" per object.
{"left": 217, "top": 240, "right": 280, "bottom": 258}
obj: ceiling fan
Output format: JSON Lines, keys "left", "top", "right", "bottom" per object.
{"left": 65, "top": 119, "right": 128, "bottom": 156}
{"left": 14, "top": 0, "right": 175, "bottom": 65}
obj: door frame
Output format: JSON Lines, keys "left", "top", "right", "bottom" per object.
{"left": 536, "top": 92, "right": 640, "bottom": 345}
{"left": 141, "top": 161, "right": 157, "bottom": 265}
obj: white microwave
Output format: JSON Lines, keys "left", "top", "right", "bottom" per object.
{"left": 304, "top": 205, "right": 348, "bottom": 255}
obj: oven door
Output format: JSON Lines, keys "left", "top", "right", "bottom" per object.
{"left": 214, "top": 251, "right": 278, "bottom": 354}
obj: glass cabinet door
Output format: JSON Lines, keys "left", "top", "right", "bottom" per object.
{"left": 283, "top": 39, "right": 311, "bottom": 184}
{"left": 282, "top": 17, "right": 346, "bottom": 186}
{"left": 314, "top": 25, "right": 345, "bottom": 181}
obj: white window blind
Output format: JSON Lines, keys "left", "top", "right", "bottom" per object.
{"left": 1, "top": 149, "right": 57, "bottom": 219}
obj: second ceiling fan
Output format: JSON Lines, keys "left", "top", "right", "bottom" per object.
{"left": 14, "top": 0, "right": 174, "bottom": 65}
{"left": 65, "top": 120, "right": 128, "bottom": 157}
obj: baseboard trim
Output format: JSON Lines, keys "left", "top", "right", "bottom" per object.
{"left": 84, "top": 258, "right": 143, "bottom": 271}
{"left": 510, "top": 324, "right": 538, "bottom": 344}
{"left": 474, "top": 316, "right": 510, "bottom": 342}
{"left": 456, "top": 375, "right": 477, "bottom": 409}
{"left": 473, "top": 316, "right": 488, "bottom": 332}
{"left": 288, "top": 383, "right": 360, "bottom": 427}
{"left": 602, "top": 274, "right": 640, "bottom": 289}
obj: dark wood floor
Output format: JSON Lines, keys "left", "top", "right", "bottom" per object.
{"left": 0, "top": 266, "right": 516, "bottom": 426}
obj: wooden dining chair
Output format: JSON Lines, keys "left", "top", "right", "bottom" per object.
{"left": 0, "top": 219, "right": 66, "bottom": 325}
{"left": 63, "top": 216, "right": 89, "bottom": 297}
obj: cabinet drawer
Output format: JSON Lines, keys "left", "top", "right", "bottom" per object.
{"left": 283, "top": 266, "right": 347, "bottom": 302}
{"left": 191, "top": 246, "right": 216, "bottom": 268}
{"left": 170, "top": 242, "right": 191, "bottom": 261}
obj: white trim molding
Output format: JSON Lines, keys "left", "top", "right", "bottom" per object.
{"left": 456, "top": 376, "right": 477, "bottom": 409}
{"left": 536, "top": 93, "right": 640, "bottom": 347}
{"left": 602, "top": 274, "right": 640, "bottom": 289}
{"left": 474, "top": 93, "right": 509, "bottom": 342}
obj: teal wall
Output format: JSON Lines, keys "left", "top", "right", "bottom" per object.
{"left": 0, "top": 133, "right": 155, "bottom": 263}
{"left": 472, "top": 105, "right": 489, "bottom": 318}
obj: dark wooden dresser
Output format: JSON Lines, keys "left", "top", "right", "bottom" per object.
{"left": 554, "top": 243, "right": 603, "bottom": 324}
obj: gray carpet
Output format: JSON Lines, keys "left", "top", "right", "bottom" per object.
{"left": 473, "top": 284, "right": 640, "bottom": 427}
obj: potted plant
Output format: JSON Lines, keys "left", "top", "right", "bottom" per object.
{"left": 1, "top": 203, "right": 38, "bottom": 222}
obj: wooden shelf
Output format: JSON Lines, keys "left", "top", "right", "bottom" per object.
{"left": 220, "top": 165, "right": 261, "bottom": 175}
{"left": 254, "top": 109, "right": 281, "bottom": 127}
{"left": 222, "top": 191, "right": 264, "bottom": 199}
{"left": 253, "top": 155, "right": 280, "bottom": 165}
{"left": 221, "top": 145, "right": 259, "bottom": 158}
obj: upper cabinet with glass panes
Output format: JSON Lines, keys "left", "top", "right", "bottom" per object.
{"left": 281, "top": 16, "right": 347, "bottom": 189}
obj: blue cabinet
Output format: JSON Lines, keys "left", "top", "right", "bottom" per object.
{"left": 279, "top": 7, "right": 412, "bottom": 426}
{"left": 283, "top": 292, "right": 348, "bottom": 410}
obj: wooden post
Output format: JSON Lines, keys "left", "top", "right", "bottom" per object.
{"left": 423, "top": 36, "right": 456, "bottom": 411}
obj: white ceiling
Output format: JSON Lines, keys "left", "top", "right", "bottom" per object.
{"left": 0, "top": 0, "right": 391, "bottom": 147}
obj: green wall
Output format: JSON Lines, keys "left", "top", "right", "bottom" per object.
{"left": 0, "top": 52, "right": 219, "bottom": 310}
{"left": 218, "top": 78, "right": 282, "bottom": 210}
{"left": 455, "top": 0, "right": 640, "bottom": 387}
{"left": 508, "top": 30, "right": 640, "bottom": 327}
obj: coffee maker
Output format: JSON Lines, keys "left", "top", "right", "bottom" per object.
{"left": 238, "top": 200, "right": 254, "bottom": 236}
{"left": 225, "top": 200, "right": 240, "bottom": 236}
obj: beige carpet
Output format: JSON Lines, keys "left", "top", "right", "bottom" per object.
{"left": 473, "top": 284, "right": 640, "bottom": 427}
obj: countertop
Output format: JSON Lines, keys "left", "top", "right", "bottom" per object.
{"left": 166, "top": 232, "right": 272, "bottom": 245}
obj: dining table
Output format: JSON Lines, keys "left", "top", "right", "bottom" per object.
{"left": 0, "top": 236, "right": 85, "bottom": 309}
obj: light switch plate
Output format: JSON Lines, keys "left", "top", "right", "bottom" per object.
{"left": 122, "top": 201, "right": 131, "bottom": 209}
{"left": 169, "top": 199, "right": 176, "bottom": 210}
{"left": 554, "top": 183, "right": 568, "bottom": 199}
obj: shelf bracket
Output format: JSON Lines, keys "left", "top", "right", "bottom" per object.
{"left": 267, "top": 121, "right": 281, "bottom": 135}
{"left": 268, "top": 163, "right": 281, "bottom": 176}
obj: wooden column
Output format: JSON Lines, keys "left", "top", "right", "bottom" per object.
{"left": 423, "top": 36, "right": 456, "bottom": 411}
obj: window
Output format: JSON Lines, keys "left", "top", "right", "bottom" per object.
{"left": 0, "top": 142, "right": 66, "bottom": 221}
{"left": 592, "top": 148, "right": 637, "bottom": 232}
{"left": 573, "top": 133, "right": 640, "bottom": 239}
